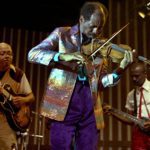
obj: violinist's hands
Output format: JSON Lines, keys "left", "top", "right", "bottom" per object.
{"left": 103, "top": 103, "right": 112, "bottom": 115}
{"left": 59, "top": 52, "right": 85, "bottom": 63}
{"left": 119, "top": 44, "right": 133, "bottom": 69}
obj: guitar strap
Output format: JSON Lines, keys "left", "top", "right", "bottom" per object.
{"left": 133, "top": 88, "right": 137, "bottom": 117}
{"left": 134, "top": 87, "right": 150, "bottom": 118}
{"left": 142, "top": 92, "right": 150, "bottom": 118}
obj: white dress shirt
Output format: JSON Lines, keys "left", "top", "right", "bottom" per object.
{"left": 125, "top": 79, "right": 150, "bottom": 118}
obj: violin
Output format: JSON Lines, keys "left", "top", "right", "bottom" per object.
{"left": 81, "top": 22, "right": 150, "bottom": 65}
{"left": 79, "top": 23, "right": 150, "bottom": 79}
{"left": 81, "top": 39, "right": 132, "bottom": 64}
{"left": 81, "top": 39, "right": 150, "bottom": 65}
{"left": 109, "top": 44, "right": 150, "bottom": 65}
{"left": 80, "top": 40, "right": 150, "bottom": 81}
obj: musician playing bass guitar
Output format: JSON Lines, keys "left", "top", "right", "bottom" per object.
{"left": 103, "top": 61, "right": 150, "bottom": 150}
{"left": 0, "top": 42, "right": 34, "bottom": 150}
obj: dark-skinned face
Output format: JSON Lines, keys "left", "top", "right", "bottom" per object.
{"left": 0, "top": 43, "right": 13, "bottom": 71}
{"left": 130, "top": 64, "right": 146, "bottom": 87}
{"left": 79, "top": 12, "right": 103, "bottom": 39}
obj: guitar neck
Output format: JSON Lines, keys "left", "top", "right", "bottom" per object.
{"left": 111, "top": 108, "right": 143, "bottom": 126}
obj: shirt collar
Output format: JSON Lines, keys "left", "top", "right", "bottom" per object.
{"left": 140, "top": 79, "right": 150, "bottom": 92}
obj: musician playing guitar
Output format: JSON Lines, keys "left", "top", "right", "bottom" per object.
{"left": 0, "top": 42, "right": 34, "bottom": 150}
{"left": 103, "top": 61, "right": 150, "bottom": 150}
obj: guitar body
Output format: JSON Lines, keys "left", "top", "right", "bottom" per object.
{"left": 0, "top": 84, "right": 31, "bottom": 133}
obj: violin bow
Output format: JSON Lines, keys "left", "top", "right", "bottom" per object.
{"left": 87, "top": 22, "right": 130, "bottom": 59}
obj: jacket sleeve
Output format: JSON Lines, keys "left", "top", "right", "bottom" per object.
{"left": 28, "top": 28, "right": 59, "bottom": 66}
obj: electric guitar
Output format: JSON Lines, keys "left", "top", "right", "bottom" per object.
{"left": 104, "top": 105, "right": 150, "bottom": 135}
{"left": 0, "top": 83, "right": 31, "bottom": 133}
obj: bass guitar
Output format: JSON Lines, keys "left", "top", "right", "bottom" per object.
{"left": 0, "top": 83, "right": 31, "bottom": 133}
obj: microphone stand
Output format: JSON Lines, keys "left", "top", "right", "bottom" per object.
{"left": 17, "top": 111, "right": 44, "bottom": 150}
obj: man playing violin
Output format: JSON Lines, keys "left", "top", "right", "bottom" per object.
{"left": 28, "top": 1, "right": 133, "bottom": 149}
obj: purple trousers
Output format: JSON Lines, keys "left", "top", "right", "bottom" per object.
{"left": 50, "top": 81, "right": 99, "bottom": 150}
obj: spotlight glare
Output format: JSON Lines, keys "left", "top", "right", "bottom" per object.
{"left": 138, "top": 11, "right": 146, "bottom": 18}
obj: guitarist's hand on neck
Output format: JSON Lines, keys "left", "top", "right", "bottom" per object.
{"left": 103, "top": 103, "right": 134, "bottom": 125}
{"left": 103, "top": 103, "right": 112, "bottom": 115}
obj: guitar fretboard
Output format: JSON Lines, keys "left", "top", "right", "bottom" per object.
{"left": 111, "top": 108, "right": 144, "bottom": 127}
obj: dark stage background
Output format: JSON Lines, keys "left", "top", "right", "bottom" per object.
{"left": 0, "top": 0, "right": 150, "bottom": 149}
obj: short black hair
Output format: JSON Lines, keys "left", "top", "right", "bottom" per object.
{"left": 130, "top": 61, "right": 147, "bottom": 73}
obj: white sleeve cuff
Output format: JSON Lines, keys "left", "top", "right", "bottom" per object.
{"left": 102, "top": 74, "right": 113, "bottom": 88}
{"left": 102, "top": 73, "right": 120, "bottom": 88}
